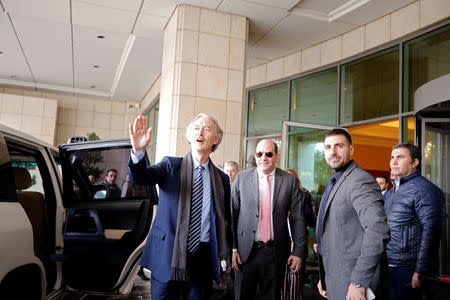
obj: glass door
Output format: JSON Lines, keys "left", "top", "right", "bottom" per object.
{"left": 281, "top": 121, "right": 338, "bottom": 281}
{"left": 281, "top": 121, "right": 337, "bottom": 193}
{"left": 421, "top": 118, "right": 450, "bottom": 275}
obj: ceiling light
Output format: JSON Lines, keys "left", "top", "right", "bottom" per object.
{"left": 93, "top": 65, "right": 100, "bottom": 68}
{"left": 10, "top": 75, "right": 16, "bottom": 78}
{"left": 0, "top": 51, "right": 3, "bottom": 54}
{"left": 97, "top": 35, "right": 105, "bottom": 39}
{"left": 90, "top": 85, "right": 96, "bottom": 88}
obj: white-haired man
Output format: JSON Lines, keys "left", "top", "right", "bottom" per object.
{"left": 129, "top": 113, "right": 231, "bottom": 300}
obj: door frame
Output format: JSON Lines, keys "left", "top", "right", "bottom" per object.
{"left": 420, "top": 118, "right": 450, "bottom": 175}
{"left": 281, "top": 121, "right": 339, "bottom": 169}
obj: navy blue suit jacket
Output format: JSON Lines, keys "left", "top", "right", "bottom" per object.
{"left": 129, "top": 155, "right": 231, "bottom": 283}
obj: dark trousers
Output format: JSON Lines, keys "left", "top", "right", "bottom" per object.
{"left": 389, "top": 266, "right": 422, "bottom": 300}
{"left": 151, "top": 242, "right": 212, "bottom": 300}
{"left": 238, "top": 243, "right": 282, "bottom": 300}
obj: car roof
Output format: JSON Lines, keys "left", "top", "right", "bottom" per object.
{"left": 0, "top": 123, "right": 57, "bottom": 151}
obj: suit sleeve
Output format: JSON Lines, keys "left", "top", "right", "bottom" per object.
{"left": 289, "top": 177, "right": 307, "bottom": 258}
{"left": 350, "top": 173, "right": 390, "bottom": 287}
{"left": 128, "top": 155, "right": 170, "bottom": 186}
{"left": 230, "top": 173, "right": 241, "bottom": 249}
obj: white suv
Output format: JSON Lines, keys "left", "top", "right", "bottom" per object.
{"left": 0, "top": 123, "right": 157, "bottom": 299}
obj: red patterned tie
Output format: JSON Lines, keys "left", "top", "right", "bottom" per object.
{"left": 260, "top": 174, "right": 271, "bottom": 243}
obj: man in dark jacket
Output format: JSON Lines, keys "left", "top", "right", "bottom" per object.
{"left": 385, "top": 143, "right": 444, "bottom": 300}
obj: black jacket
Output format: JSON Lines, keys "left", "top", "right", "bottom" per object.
{"left": 384, "top": 171, "right": 443, "bottom": 275}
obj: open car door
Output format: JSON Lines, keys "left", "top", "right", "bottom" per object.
{"left": 59, "top": 138, "right": 157, "bottom": 294}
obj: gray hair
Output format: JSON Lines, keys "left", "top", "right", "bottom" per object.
{"left": 186, "top": 113, "right": 223, "bottom": 152}
{"left": 224, "top": 161, "right": 239, "bottom": 170}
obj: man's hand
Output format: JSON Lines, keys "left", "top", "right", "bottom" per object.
{"left": 287, "top": 255, "right": 302, "bottom": 273}
{"left": 317, "top": 280, "right": 327, "bottom": 298}
{"left": 412, "top": 272, "right": 422, "bottom": 288}
{"left": 129, "top": 115, "right": 152, "bottom": 155}
{"left": 232, "top": 251, "right": 242, "bottom": 271}
{"left": 220, "top": 272, "right": 231, "bottom": 287}
{"left": 313, "top": 243, "right": 318, "bottom": 253}
{"left": 346, "top": 283, "right": 366, "bottom": 300}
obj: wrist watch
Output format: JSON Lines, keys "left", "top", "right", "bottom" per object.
{"left": 351, "top": 282, "right": 362, "bottom": 288}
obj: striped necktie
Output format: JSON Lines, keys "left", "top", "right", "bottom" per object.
{"left": 187, "top": 165, "right": 204, "bottom": 253}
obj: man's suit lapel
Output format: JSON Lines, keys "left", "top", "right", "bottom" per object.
{"left": 323, "top": 161, "right": 358, "bottom": 216}
{"left": 272, "top": 168, "right": 283, "bottom": 212}
{"left": 251, "top": 168, "right": 260, "bottom": 212}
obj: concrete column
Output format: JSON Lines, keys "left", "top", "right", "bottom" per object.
{"left": 156, "top": 4, "right": 248, "bottom": 166}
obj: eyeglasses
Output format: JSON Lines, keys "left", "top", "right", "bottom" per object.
{"left": 255, "top": 151, "right": 274, "bottom": 158}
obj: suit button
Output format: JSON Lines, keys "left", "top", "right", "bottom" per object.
{"left": 253, "top": 230, "right": 256, "bottom": 233}
{"left": 256, "top": 214, "right": 258, "bottom": 217}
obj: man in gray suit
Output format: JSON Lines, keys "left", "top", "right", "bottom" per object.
{"left": 231, "top": 139, "right": 306, "bottom": 299}
{"left": 316, "top": 129, "right": 389, "bottom": 300}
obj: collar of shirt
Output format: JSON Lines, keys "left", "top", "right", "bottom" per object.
{"left": 257, "top": 168, "right": 276, "bottom": 180}
{"left": 193, "top": 158, "right": 210, "bottom": 170}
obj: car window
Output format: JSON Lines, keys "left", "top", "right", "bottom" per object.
{"left": 69, "top": 147, "right": 149, "bottom": 200}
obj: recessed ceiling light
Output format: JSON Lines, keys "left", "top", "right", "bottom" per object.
{"left": 10, "top": 75, "right": 16, "bottom": 78}
{"left": 0, "top": 51, "right": 3, "bottom": 54}
{"left": 90, "top": 85, "right": 96, "bottom": 88}
{"left": 97, "top": 35, "right": 105, "bottom": 39}
{"left": 93, "top": 65, "right": 100, "bottom": 68}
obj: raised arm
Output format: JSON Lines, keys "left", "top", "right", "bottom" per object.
{"left": 129, "top": 115, "right": 152, "bottom": 155}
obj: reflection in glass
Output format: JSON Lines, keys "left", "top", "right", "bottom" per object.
{"left": 248, "top": 82, "right": 289, "bottom": 137}
{"left": 291, "top": 68, "right": 337, "bottom": 126}
{"left": 340, "top": 46, "right": 399, "bottom": 124}
{"left": 146, "top": 101, "right": 159, "bottom": 165}
{"left": 286, "top": 127, "right": 331, "bottom": 197}
{"left": 424, "top": 121, "right": 450, "bottom": 274}
{"left": 403, "top": 24, "right": 450, "bottom": 112}
{"left": 286, "top": 126, "right": 332, "bottom": 273}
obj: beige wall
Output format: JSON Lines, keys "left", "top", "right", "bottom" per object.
{"left": 246, "top": 0, "right": 450, "bottom": 88}
{"left": 0, "top": 87, "right": 57, "bottom": 144}
{"left": 0, "top": 87, "right": 139, "bottom": 146}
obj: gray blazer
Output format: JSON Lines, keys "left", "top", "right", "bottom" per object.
{"left": 231, "top": 167, "right": 306, "bottom": 266}
{"left": 317, "top": 161, "right": 390, "bottom": 299}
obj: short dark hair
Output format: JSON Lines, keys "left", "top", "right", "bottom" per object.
{"left": 376, "top": 175, "right": 388, "bottom": 183}
{"left": 392, "top": 143, "right": 421, "bottom": 167}
{"left": 106, "top": 168, "right": 118, "bottom": 175}
{"left": 325, "top": 128, "right": 352, "bottom": 144}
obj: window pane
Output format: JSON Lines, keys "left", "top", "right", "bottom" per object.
{"left": 290, "top": 68, "right": 337, "bottom": 126}
{"left": 340, "top": 46, "right": 399, "bottom": 123}
{"left": 402, "top": 116, "right": 415, "bottom": 144}
{"left": 403, "top": 24, "right": 450, "bottom": 112}
{"left": 247, "top": 82, "right": 289, "bottom": 137}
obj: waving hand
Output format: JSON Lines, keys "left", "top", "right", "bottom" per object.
{"left": 129, "top": 115, "right": 152, "bottom": 155}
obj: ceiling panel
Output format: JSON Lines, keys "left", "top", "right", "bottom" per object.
{"left": 11, "top": 15, "right": 73, "bottom": 86}
{"left": 141, "top": 0, "right": 222, "bottom": 17}
{"left": 0, "top": 13, "right": 34, "bottom": 82}
{"left": 73, "top": 25, "right": 130, "bottom": 92}
{"left": 248, "top": 13, "right": 356, "bottom": 60}
{"left": 72, "top": 0, "right": 138, "bottom": 33}
{"left": 1, "top": 0, "right": 70, "bottom": 24}
{"left": 218, "top": 0, "right": 289, "bottom": 44}
{"left": 74, "top": 0, "right": 142, "bottom": 11}
{"left": 133, "top": 13, "right": 167, "bottom": 38}
{"left": 112, "top": 36, "right": 163, "bottom": 101}
{"left": 296, "top": 0, "right": 349, "bottom": 13}
{"left": 249, "top": 0, "right": 300, "bottom": 10}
